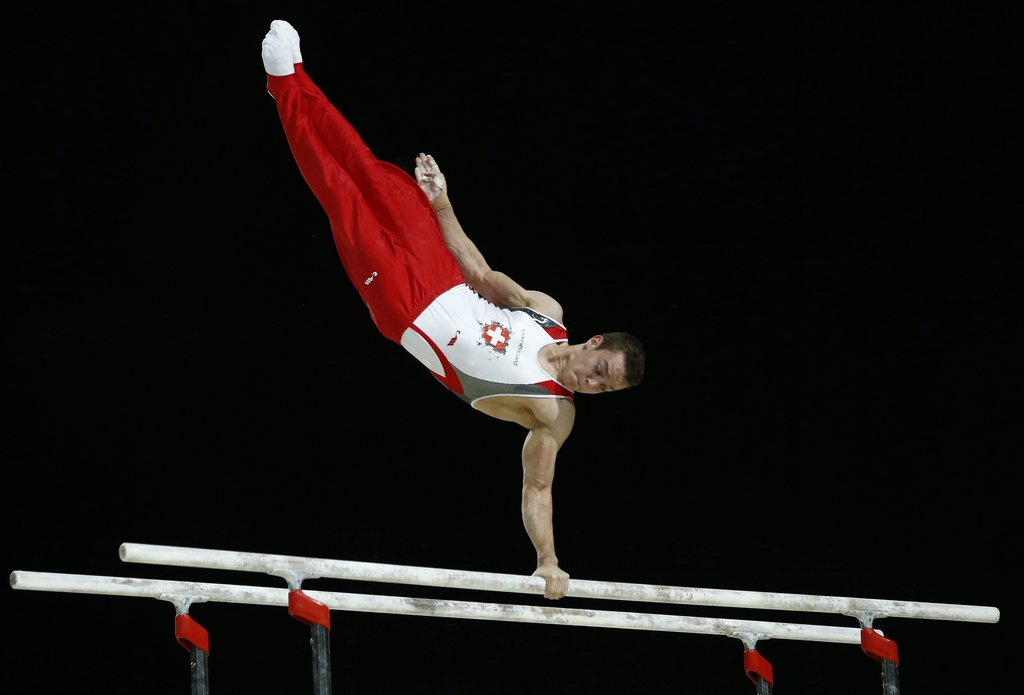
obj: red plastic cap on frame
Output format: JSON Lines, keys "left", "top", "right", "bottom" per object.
{"left": 861, "top": 628, "right": 899, "bottom": 664}
{"left": 744, "top": 648, "right": 774, "bottom": 686}
{"left": 175, "top": 614, "right": 209, "bottom": 654}
{"left": 288, "top": 590, "right": 331, "bottom": 630}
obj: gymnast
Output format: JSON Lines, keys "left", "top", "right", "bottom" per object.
{"left": 261, "top": 20, "right": 645, "bottom": 600}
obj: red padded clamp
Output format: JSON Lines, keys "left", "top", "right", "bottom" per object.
{"left": 288, "top": 590, "right": 331, "bottom": 630}
{"left": 861, "top": 628, "right": 899, "bottom": 664}
{"left": 174, "top": 614, "right": 209, "bottom": 654}
{"left": 744, "top": 648, "right": 774, "bottom": 686}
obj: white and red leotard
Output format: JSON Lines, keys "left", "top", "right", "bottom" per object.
{"left": 402, "top": 284, "right": 572, "bottom": 406}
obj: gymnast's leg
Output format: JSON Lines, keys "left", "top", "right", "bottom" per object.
{"left": 261, "top": 21, "right": 462, "bottom": 341}
{"left": 263, "top": 21, "right": 425, "bottom": 233}
{"left": 262, "top": 31, "right": 377, "bottom": 245}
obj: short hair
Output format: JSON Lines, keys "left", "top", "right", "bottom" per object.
{"left": 599, "top": 332, "right": 646, "bottom": 387}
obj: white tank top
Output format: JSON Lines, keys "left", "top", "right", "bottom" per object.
{"left": 400, "top": 284, "right": 573, "bottom": 406}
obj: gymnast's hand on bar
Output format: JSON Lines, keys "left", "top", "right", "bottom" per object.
{"left": 414, "top": 152, "right": 451, "bottom": 211}
{"left": 533, "top": 562, "right": 570, "bottom": 600}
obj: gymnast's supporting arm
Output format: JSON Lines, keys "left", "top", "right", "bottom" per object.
{"left": 521, "top": 416, "right": 573, "bottom": 600}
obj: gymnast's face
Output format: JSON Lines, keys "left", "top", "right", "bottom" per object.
{"left": 567, "top": 337, "right": 629, "bottom": 394}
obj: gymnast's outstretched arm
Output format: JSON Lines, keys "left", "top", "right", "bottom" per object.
{"left": 414, "top": 153, "right": 563, "bottom": 320}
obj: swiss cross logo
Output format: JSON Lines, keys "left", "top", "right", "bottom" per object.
{"left": 480, "top": 322, "right": 511, "bottom": 353}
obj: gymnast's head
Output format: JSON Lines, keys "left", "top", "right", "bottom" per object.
{"left": 566, "top": 332, "right": 645, "bottom": 395}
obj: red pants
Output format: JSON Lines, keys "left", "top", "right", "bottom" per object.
{"left": 267, "top": 65, "right": 464, "bottom": 343}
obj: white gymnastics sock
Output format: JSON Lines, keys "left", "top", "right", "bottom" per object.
{"left": 270, "top": 19, "right": 302, "bottom": 63}
{"left": 261, "top": 22, "right": 295, "bottom": 76}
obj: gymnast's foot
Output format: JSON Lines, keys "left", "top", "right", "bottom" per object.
{"left": 261, "top": 20, "right": 301, "bottom": 76}
{"left": 271, "top": 19, "right": 302, "bottom": 63}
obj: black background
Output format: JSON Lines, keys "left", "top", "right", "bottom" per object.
{"left": 5, "top": 3, "right": 1018, "bottom": 693}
